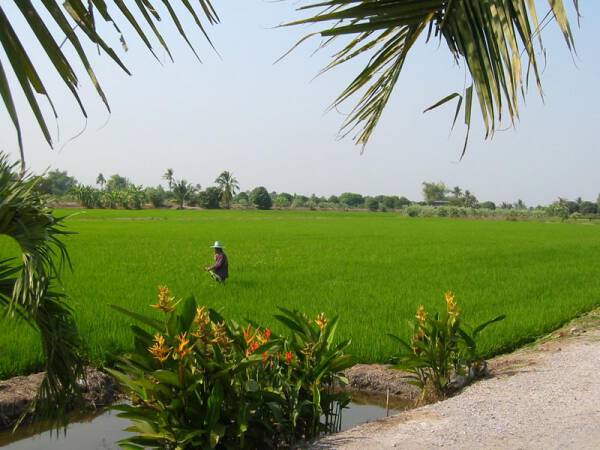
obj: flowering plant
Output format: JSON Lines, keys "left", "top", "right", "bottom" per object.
{"left": 108, "top": 287, "right": 352, "bottom": 449}
{"left": 389, "top": 292, "right": 505, "bottom": 402}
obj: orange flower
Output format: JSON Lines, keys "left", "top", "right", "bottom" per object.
{"left": 315, "top": 313, "right": 328, "bottom": 331}
{"left": 285, "top": 351, "right": 294, "bottom": 364}
{"left": 176, "top": 332, "right": 192, "bottom": 359}
{"left": 151, "top": 285, "right": 179, "bottom": 313}
{"left": 194, "top": 306, "right": 210, "bottom": 327}
{"left": 262, "top": 351, "right": 269, "bottom": 364}
{"left": 415, "top": 305, "right": 427, "bottom": 323}
{"left": 210, "top": 322, "right": 233, "bottom": 347}
{"left": 265, "top": 328, "right": 271, "bottom": 340}
{"left": 148, "top": 333, "right": 171, "bottom": 363}
{"left": 243, "top": 324, "right": 255, "bottom": 345}
{"left": 444, "top": 291, "right": 459, "bottom": 318}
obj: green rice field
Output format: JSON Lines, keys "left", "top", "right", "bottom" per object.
{"left": 1, "top": 209, "right": 599, "bottom": 378}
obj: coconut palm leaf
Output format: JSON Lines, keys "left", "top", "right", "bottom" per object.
{"left": 0, "top": 1, "right": 219, "bottom": 171}
{"left": 287, "top": 0, "right": 579, "bottom": 154}
{"left": 0, "top": 151, "right": 85, "bottom": 425}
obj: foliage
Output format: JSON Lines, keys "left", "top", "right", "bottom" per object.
{"left": 96, "top": 173, "right": 106, "bottom": 189}
{"left": 338, "top": 193, "right": 364, "bottom": 208}
{"left": 106, "top": 174, "right": 129, "bottom": 192}
{"left": 198, "top": 187, "right": 222, "bottom": 209}
{"left": 287, "top": 0, "right": 579, "bottom": 152}
{"left": 72, "top": 185, "right": 146, "bottom": 209}
{"left": 146, "top": 186, "right": 168, "bottom": 208}
{"left": 275, "top": 194, "right": 292, "bottom": 208}
{"left": 163, "top": 169, "right": 175, "bottom": 191}
{"left": 215, "top": 171, "right": 240, "bottom": 209}
{"left": 422, "top": 182, "right": 448, "bottom": 204}
{"left": 479, "top": 201, "right": 496, "bottom": 211}
{"left": 390, "top": 292, "right": 505, "bottom": 401}
{"left": 172, "top": 180, "right": 197, "bottom": 209}
{"left": 37, "top": 170, "right": 78, "bottom": 197}
{"left": 0, "top": 152, "right": 84, "bottom": 423}
{"left": 0, "top": 2, "right": 218, "bottom": 168}
{"left": 365, "top": 198, "right": 379, "bottom": 212}
{"left": 251, "top": 187, "right": 273, "bottom": 210}
{"left": 108, "top": 288, "right": 352, "bottom": 449}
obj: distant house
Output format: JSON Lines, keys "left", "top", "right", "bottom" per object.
{"left": 432, "top": 200, "right": 450, "bottom": 207}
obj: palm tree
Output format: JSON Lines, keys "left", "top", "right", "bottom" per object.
{"left": 451, "top": 186, "right": 462, "bottom": 199}
{"left": 96, "top": 173, "right": 106, "bottom": 190}
{"left": 0, "top": 152, "right": 85, "bottom": 422}
{"left": 172, "top": 179, "right": 196, "bottom": 209}
{"left": 215, "top": 171, "right": 240, "bottom": 209}
{"left": 0, "top": 2, "right": 219, "bottom": 172}
{"left": 163, "top": 169, "right": 175, "bottom": 191}
{"left": 288, "top": 1, "right": 579, "bottom": 154}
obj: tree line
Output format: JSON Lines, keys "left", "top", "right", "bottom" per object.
{"left": 36, "top": 170, "right": 600, "bottom": 218}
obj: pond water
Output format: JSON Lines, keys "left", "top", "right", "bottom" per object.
{"left": 0, "top": 395, "right": 411, "bottom": 449}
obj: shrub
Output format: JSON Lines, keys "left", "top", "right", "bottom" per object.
{"left": 146, "top": 186, "right": 167, "bottom": 208}
{"left": 108, "top": 288, "right": 352, "bottom": 449}
{"left": 389, "top": 292, "right": 504, "bottom": 403}
{"left": 365, "top": 198, "right": 379, "bottom": 211}
{"left": 406, "top": 205, "right": 421, "bottom": 217}
{"left": 338, "top": 193, "right": 364, "bottom": 208}
{"left": 198, "top": 187, "right": 221, "bottom": 209}
{"left": 251, "top": 187, "right": 273, "bottom": 210}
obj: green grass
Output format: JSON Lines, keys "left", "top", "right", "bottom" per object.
{"left": 1, "top": 209, "right": 599, "bottom": 378}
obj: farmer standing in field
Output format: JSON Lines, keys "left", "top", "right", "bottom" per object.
{"left": 205, "top": 241, "right": 228, "bottom": 283}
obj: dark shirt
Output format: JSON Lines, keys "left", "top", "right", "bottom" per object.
{"left": 209, "top": 252, "right": 228, "bottom": 280}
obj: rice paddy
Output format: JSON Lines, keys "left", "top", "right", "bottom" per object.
{"left": 1, "top": 209, "right": 599, "bottom": 378}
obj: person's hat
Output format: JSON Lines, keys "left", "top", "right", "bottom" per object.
{"left": 211, "top": 241, "right": 223, "bottom": 248}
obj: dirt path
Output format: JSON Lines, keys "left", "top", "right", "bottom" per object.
{"left": 314, "top": 314, "right": 600, "bottom": 449}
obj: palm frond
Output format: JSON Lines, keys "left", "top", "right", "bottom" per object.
{"left": 0, "top": 1, "right": 219, "bottom": 171}
{"left": 0, "top": 152, "right": 84, "bottom": 426}
{"left": 287, "top": 0, "right": 580, "bottom": 154}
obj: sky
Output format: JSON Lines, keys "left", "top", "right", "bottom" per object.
{"left": 0, "top": 1, "right": 599, "bottom": 205}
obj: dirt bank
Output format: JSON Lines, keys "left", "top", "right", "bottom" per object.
{"left": 313, "top": 310, "right": 600, "bottom": 449}
{"left": 0, "top": 368, "right": 120, "bottom": 429}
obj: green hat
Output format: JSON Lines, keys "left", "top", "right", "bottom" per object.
{"left": 211, "top": 241, "right": 223, "bottom": 249}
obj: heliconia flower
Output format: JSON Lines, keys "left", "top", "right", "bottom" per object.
{"left": 148, "top": 333, "right": 171, "bottom": 363}
{"left": 262, "top": 351, "right": 269, "bottom": 364}
{"left": 243, "top": 324, "right": 255, "bottom": 345}
{"left": 176, "top": 332, "right": 192, "bottom": 359}
{"left": 444, "top": 291, "right": 459, "bottom": 317}
{"left": 151, "top": 285, "right": 178, "bottom": 313}
{"left": 315, "top": 313, "right": 328, "bottom": 331}
{"left": 210, "top": 322, "right": 233, "bottom": 347}
{"left": 285, "top": 351, "right": 294, "bottom": 364}
{"left": 194, "top": 306, "right": 210, "bottom": 327}
{"left": 416, "top": 305, "right": 427, "bottom": 323}
{"left": 265, "top": 328, "right": 271, "bottom": 340}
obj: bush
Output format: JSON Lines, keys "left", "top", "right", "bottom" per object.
{"left": 338, "top": 193, "right": 364, "bottom": 208}
{"left": 365, "top": 198, "right": 379, "bottom": 211}
{"left": 390, "top": 292, "right": 504, "bottom": 403}
{"left": 251, "top": 187, "right": 273, "bottom": 210}
{"left": 198, "top": 187, "right": 221, "bottom": 209}
{"left": 146, "top": 186, "right": 167, "bottom": 208}
{"left": 109, "top": 288, "right": 353, "bottom": 449}
{"left": 406, "top": 205, "right": 421, "bottom": 217}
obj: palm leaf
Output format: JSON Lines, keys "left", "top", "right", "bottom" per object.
{"left": 0, "top": 1, "right": 219, "bottom": 171}
{"left": 287, "top": 0, "right": 580, "bottom": 153}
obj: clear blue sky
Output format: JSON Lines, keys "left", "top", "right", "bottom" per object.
{"left": 1, "top": 1, "right": 599, "bottom": 205}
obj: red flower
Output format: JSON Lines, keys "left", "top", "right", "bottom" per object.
{"left": 265, "top": 328, "right": 271, "bottom": 340}
{"left": 285, "top": 351, "right": 294, "bottom": 364}
{"left": 262, "top": 351, "right": 269, "bottom": 364}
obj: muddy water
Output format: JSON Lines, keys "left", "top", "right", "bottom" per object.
{"left": 0, "top": 395, "right": 412, "bottom": 449}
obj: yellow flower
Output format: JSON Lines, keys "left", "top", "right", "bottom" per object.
{"left": 148, "top": 333, "right": 171, "bottom": 363}
{"left": 243, "top": 324, "right": 255, "bottom": 345}
{"left": 194, "top": 306, "right": 210, "bottom": 327}
{"left": 415, "top": 305, "right": 427, "bottom": 323}
{"left": 151, "top": 285, "right": 179, "bottom": 313}
{"left": 315, "top": 313, "right": 328, "bottom": 331}
{"left": 444, "top": 291, "right": 459, "bottom": 317}
{"left": 176, "top": 332, "right": 192, "bottom": 359}
{"left": 211, "top": 322, "right": 233, "bottom": 347}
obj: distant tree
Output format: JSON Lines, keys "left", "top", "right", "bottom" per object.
{"left": 366, "top": 197, "right": 379, "bottom": 211}
{"left": 37, "top": 169, "right": 78, "bottom": 196}
{"left": 479, "top": 201, "right": 496, "bottom": 210}
{"left": 579, "top": 201, "right": 598, "bottom": 215}
{"left": 163, "top": 168, "right": 175, "bottom": 191}
{"left": 463, "top": 190, "right": 479, "bottom": 208}
{"left": 214, "top": 171, "right": 240, "bottom": 209}
{"left": 597, "top": 193, "right": 600, "bottom": 210}
{"left": 234, "top": 191, "right": 249, "bottom": 205}
{"left": 106, "top": 174, "right": 129, "bottom": 192}
{"left": 395, "top": 196, "right": 411, "bottom": 208}
{"left": 451, "top": 186, "right": 463, "bottom": 198}
{"left": 146, "top": 186, "right": 167, "bottom": 208}
{"left": 381, "top": 196, "right": 395, "bottom": 209}
{"left": 198, "top": 187, "right": 221, "bottom": 209}
{"left": 328, "top": 195, "right": 339, "bottom": 204}
{"left": 514, "top": 199, "right": 526, "bottom": 210}
{"left": 500, "top": 202, "right": 512, "bottom": 209}
{"left": 275, "top": 193, "right": 293, "bottom": 208}
{"left": 422, "top": 182, "right": 448, "bottom": 204}
{"left": 251, "top": 187, "right": 273, "bottom": 210}
{"left": 339, "top": 192, "right": 364, "bottom": 208}
{"left": 172, "top": 179, "right": 196, "bottom": 209}
{"left": 96, "top": 173, "right": 106, "bottom": 190}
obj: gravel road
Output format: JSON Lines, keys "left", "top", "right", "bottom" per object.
{"left": 314, "top": 323, "right": 600, "bottom": 450}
